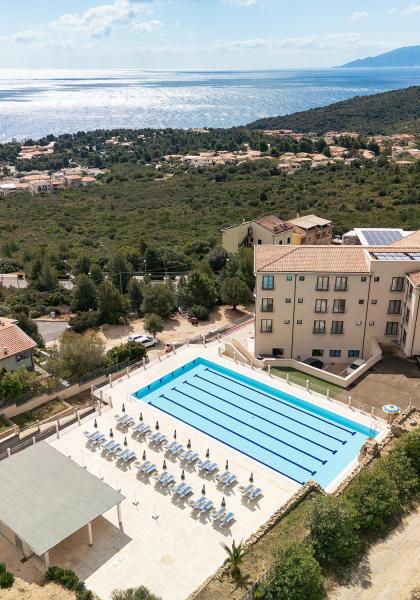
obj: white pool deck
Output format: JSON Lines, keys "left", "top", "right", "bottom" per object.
{"left": 13, "top": 342, "right": 387, "bottom": 600}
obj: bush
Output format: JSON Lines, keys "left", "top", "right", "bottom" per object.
{"left": 397, "top": 429, "right": 420, "bottom": 475}
{"left": 69, "top": 311, "right": 100, "bottom": 333}
{"left": 106, "top": 341, "right": 147, "bottom": 365}
{"left": 30, "top": 310, "right": 42, "bottom": 319}
{"left": 0, "top": 563, "right": 14, "bottom": 589}
{"left": 347, "top": 463, "right": 401, "bottom": 534}
{"left": 254, "top": 542, "right": 324, "bottom": 600}
{"left": 308, "top": 495, "right": 363, "bottom": 569}
{"left": 144, "top": 313, "right": 163, "bottom": 337}
{"left": 189, "top": 305, "right": 209, "bottom": 321}
{"left": 46, "top": 566, "right": 93, "bottom": 600}
{"left": 382, "top": 448, "right": 420, "bottom": 504}
{"left": 111, "top": 586, "right": 162, "bottom": 600}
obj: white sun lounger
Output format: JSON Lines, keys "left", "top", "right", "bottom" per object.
{"left": 89, "top": 434, "right": 105, "bottom": 445}
{"left": 179, "top": 485, "right": 192, "bottom": 498}
{"left": 161, "top": 473, "right": 175, "bottom": 487}
{"left": 108, "top": 444, "right": 122, "bottom": 456}
{"left": 102, "top": 440, "right": 117, "bottom": 452}
{"left": 133, "top": 423, "right": 151, "bottom": 435}
{"left": 184, "top": 452, "right": 199, "bottom": 464}
{"left": 150, "top": 432, "right": 167, "bottom": 445}
{"left": 206, "top": 462, "right": 218, "bottom": 475}
{"left": 241, "top": 483, "right": 254, "bottom": 496}
{"left": 189, "top": 496, "right": 206, "bottom": 510}
{"left": 173, "top": 483, "right": 187, "bottom": 496}
{"left": 198, "top": 459, "right": 211, "bottom": 471}
{"left": 248, "top": 487, "right": 263, "bottom": 501}
{"left": 116, "top": 414, "right": 132, "bottom": 424}
{"left": 224, "top": 474, "right": 237, "bottom": 487}
{"left": 121, "top": 450, "right": 136, "bottom": 462}
{"left": 216, "top": 470, "right": 230, "bottom": 483}
{"left": 164, "top": 440, "right": 178, "bottom": 453}
{"left": 210, "top": 507, "right": 226, "bottom": 522}
{"left": 219, "top": 512, "right": 234, "bottom": 527}
{"left": 144, "top": 463, "right": 157, "bottom": 475}
{"left": 86, "top": 430, "right": 102, "bottom": 441}
{"left": 137, "top": 461, "right": 151, "bottom": 473}
{"left": 200, "top": 500, "right": 214, "bottom": 514}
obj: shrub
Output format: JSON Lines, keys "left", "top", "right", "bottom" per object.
{"left": 69, "top": 311, "right": 100, "bottom": 333}
{"left": 46, "top": 566, "right": 93, "bottom": 600}
{"left": 30, "top": 310, "right": 42, "bottom": 319}
{"left": 308, "top": 495, "right": 363, "bottom": 568}
{"left": 254, "top": 542, "right": 324, "bottom": 600}
{"left": 397, "top": 429, "right": 420, "bottom": 475}
{"left": 144, "top": 313, "right": 163, "bottom": 337}
{"left": 188, "top": 305, "right": 209, "bottom": 321}
{"left": 106, "top": 341, "right": 147, "bottom": 365}
{"left": 382, "top": 448, "right": 420, "bottom": 504}
{"left": 347, "top": 463, "right": 401, "bottom": 534}
{"left": 0, "top": 563, "right": 14, "bottom": 589}
{"left": 111, "top": 586, "right": 162, "bottom": 600}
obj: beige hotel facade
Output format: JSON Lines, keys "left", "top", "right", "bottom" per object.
{"left": 254, "top": 245, "right": 420, "bottom": 363}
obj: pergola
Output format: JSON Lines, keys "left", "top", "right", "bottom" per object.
{"left": 0, "top": 442, "right": 125, "bottom": 567}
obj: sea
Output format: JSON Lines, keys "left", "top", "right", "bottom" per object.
{"left": 1, "top": 67, "right": 420, "bottom": 142}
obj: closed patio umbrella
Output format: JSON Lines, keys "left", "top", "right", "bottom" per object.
{"left": 139, "top": 412, "right": 143, "bottom": 422}
{"left": 109, "top": 428, "right": 114, "bottom": 438}
{"left": 205, "top": 449, "right": 210, "bottom": 458}
{"left": 173, "top": 429, "right": 177, "bottom": 439}
{"left": 122, "top": 403, "right": 126, "bottom": 413}
{"left": 181, "top": 469, "right": 185, "bottom": 481}
{"left": 163, "top": 460, "right": 167, "bottom": 470}
{"left": 187, "top": 439, "right": 191, "bottom": 449}
{"left": 124, "top": 436, "right": 127, "bottom": 447}
{"left": 201, "top": 484, "right": 206, "bottom": 496}
{"left": 225, "top": 460, "right": 228, "bottom": 471}
{"left": 143, "top": 450, "right": 146, "bottom": 461}
{"left": 155, "top": 421, "right": 160, "bottom": 430}
{"left": 221, "top": 497, "right": 226, "bottom": 508}
{"left": 249, "top": 472, "right": 254, "bottom": 483}
{"left": 94, "top": 418, "right": 98, "bottom": 429}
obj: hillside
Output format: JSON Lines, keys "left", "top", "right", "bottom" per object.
{"left": 340, "top": 45, "right": 420, "bottom": 68}
{"left": 248, "top": 86, "right": 420, "bottom": 134}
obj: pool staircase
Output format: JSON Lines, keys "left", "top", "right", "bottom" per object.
{"left": 223, "top": 340, "right": 262, "bottom": 369}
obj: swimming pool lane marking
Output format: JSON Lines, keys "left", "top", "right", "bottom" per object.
{"left": 185, "top": 379, "right": 337, "bottom": 455}
{"left": 169, "top": 386, "right": 326, "bottom": 466}
{"left": 155, "top": 394, "right": 305, "bottom": 485}
{"left": 159, "top": 391, "right": 316, "bottom": 478}
{"left": 204, "top": 367, "right": 357, "bottom": 437}
{"left": 193, "top": 374, "right": 346, "bottom": 446}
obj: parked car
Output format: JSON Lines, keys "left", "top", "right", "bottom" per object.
{"left": 128, "top": 334, "right": 158, "bottom": 348}
{"left": 342, "top": 358, "right": 365, "bottom": 377}
{"left": 302, "top": 357, "right": 324, "bottom": 369}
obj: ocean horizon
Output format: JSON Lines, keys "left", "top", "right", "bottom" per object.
{"left": 1, "top": 67, "right": 420, "bottom": 142}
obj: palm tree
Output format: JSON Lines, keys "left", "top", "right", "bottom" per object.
{"left": 222, "top": 539, "right": 245, "bottom": 579}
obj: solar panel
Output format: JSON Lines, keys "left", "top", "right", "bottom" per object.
{"left": 371, "top": 252, "right": 412, "bottom": 261}
{"left": 362, "top": 229, "right": 404, "bottom": 245}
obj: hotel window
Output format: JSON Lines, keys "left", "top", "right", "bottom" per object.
{"left": 298, "top": 298, "right": 304, "bottom": 303}
{"left": 287, "top": 237, "right": 291, "bottom": 243}
{"left": 358, "top": 299, "right": 365, "bottom": 305}
{"left": 314, "top": 299, "right": 327, "bottom": 313}
{"left": 261, "top": 298, "right": 273, "bottom": 312}
{"left": 313, "top": 320, "right": 326, "bottom": 334}
{"left": 332, "top": 299, "right": 346, "bottom": 313}
{"left": 371, "top": 299, "right": 378, "bottom": 305}
{"left": 257, "top": 239, "right": 262, "bottom": 244}
{"left": 331, "top": 320, "right": 344, "bottom": 334}
{"left": 285, "top": 298, "right": 291, "bottom": 303}
{"left": 388, "top": 299, "right": 401, "bottom": 314}
{"left": 374, "top": 277, "right": 380, "bottom": 282}
{"left": 296, "top": 320, "right": 303, "bottom": 325}
{"left": 369, "top": 321, "right": 375, "bottom": 326}
{"left": 402, "top": 329, "right": 407, "bottom": 345}
{"left": 385, "top": 322, "right": 399, "bottom": 336}
{"left": 279, "top": 240, "right": 283, "bottom": 245}
{"left": 316, "top": 276, "right": 329, "bottom": 291}
{"left": 391, "top": 277, "right": 404, "bottom": 292}
{"left": 286, "top": 275, "right": 293, "bottom": 281}
{"left": 299, "top": 275, "right": 305, "bottom": 281}
{"left": 405, "top": 307, "right": 410, "bottom": 323}
{"left": 261, "top": 319, "right": 273, "bottom": 333}
{"left": 284, "top": 319, "right": 291, "bottom": 324}
{"left": 335, "top": 276, "right": 348, "bottom": 291}
{"left": 361, "top": 276, "right": 367, "bottom": 282}
{"left": 348, "top": 350, "right": 360, "bottom": 358}
{"left": 262, "top": 275, "right": 274, "bottom": 290}
{"left": 312, "top": 349, "right": 324, "bottom": 357}
{"left": 272, "top": 348, "right": 284, "bottom": 356}
{"left": 329, "top": 349, "right": 341, "bottom": 358}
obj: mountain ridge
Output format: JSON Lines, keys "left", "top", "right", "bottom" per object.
{"left": 338, "top": 44, "right": 420, "bottom": 68}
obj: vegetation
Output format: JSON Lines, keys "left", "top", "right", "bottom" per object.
{"left": 47, "top": 332, "right": 106, "bottom": 379}
{"left": 106, "top": 340, "right": 147, "bottom": 365}
{"left": 249, "top": 86, "right": 420, "bottom": 134}
{"left": 111, "top": 586, "right": 162, "bottom": 600}
{"left": 223, "top": 540, "right": 245, "bottom": 580}
{"left": 0, "top": 563, "right": 14, "bottom": 589}
{"left": 144, "top": 313, "right": 163, "bottom": 337}
{"left": 0, "top": 367, "right": 40, "bottom": 406}
{"left": 46, "top": 566, "right": 93, "bottom": 600}
{"left": 10, "top": 398, "right": 68, "bottom": 429}
{"left": 220, "top": 276, "right": 253, "bottom": 310}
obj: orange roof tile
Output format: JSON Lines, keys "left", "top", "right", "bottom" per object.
{"left": 0, "top": 324, "right": 37, "bottom": 358}
{"left": 256, "top": 214, "right": 292, "bottom": 234}
{"left": 392, "top": 230, "right": 420, "bottom": 246}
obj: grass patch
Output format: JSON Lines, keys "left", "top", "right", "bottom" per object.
{"left": 0, "top": 416, "right": 12, "bottom": 433}
{"left": 11, "top": 398, "right": 68, "bottom": 429}
{"left": 196, "top": 494, "right": 315, "bottom": 600}
{"left": 271, "top": 367, "right": 345, "bottom": 397}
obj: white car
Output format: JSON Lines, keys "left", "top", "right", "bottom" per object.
{"left": 342, "top": 358, "right": 365, "bottom": 377}
{"left": 128, "top": 334, "right": 158, "bottom": 348}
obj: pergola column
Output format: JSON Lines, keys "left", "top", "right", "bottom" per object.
{"left": 117, "top": 502, "right": 122, "bottom": 527}
{"left": 44, "top": 551, "right": 50, "bottom": 569}
{"left": 87, "top": 522, "right": 93, "bottom": 546}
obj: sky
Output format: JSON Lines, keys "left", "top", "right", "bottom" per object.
{"left": 0, "top": 0, "right": 419, "bottom": 70}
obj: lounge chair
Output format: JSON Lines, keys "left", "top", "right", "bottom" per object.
{"left": 136, "top": 461, "right": 151, "bottom": 473}
{"left": 161, "top": 473, "right": 175, "bottom": 487}
{"left": 167, "top": 443, "right": 184, "bottom": 456}
{"left": 189, "top": 496, "right": 206, "bottom": 510}
{"left": 216, "top": 470, "right": 230, "bottom": 483}
{"left": 164, "top": 440, "right": 178, "bottom": 453}
{"left": 200, "top": 500, "right": 214, "bottom": 514}
{"left": 150, "top": 432, "right": 167, "bottom": 445}
{"left": 248, "top": 487, "right": 263, "bottom": 501}
{"left": 121, "top": 450, "right": 136, "bottom": 463}
{"left": 219, "top": 512, "right": 234, "bottom": 527}
{"left": 184, "top": 452, "right": 200, "bottom": 464}
{"left": 173, "top": 483, "right": 187, "bottom": 496}
{"left": 86, "top": 430, "right": 102, "bottom": 441}
{"left": 224, "top": 474, "right": 237, "bottom": 487}
{"left": 210, "top": 507, "right": 226, "bottom": 522}
{"left": 108, "top": 444, "right": 122, "bottom": 456}
{"left": 144, "top": 463, "right": 157, "bottom": 475}
{"left": 241, "top": 483, "right": 254, "bottom": 496}
{"left": 198, "top": 459, "right": 211, "bottom": 471}
{"left": 118, "top": 449, "right": 130, "bottom": 461}
{"left": 116, "top": 414, "right": 132, "bottom": 425}
{"left": 133, "top": 423, "right": 151, "bottom": 435}
{"left": 102, "top": 440, "right": 118, "bottom": 452}
{"left": 89, "top": 434, "right": 105, "bottom": 445}
{"left": 179, "top": 485, "right": 192, "bottom": 498}
{"left": 206, "top": 462, "right": 218, "bottom": 475}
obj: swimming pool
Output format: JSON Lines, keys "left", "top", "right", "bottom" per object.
{"left": 133, "top": 358, "right": 379, "bottom": 488}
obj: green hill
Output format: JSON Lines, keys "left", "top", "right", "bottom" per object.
{"left": 248, "top": 86, "right": 420, "bottom": 135}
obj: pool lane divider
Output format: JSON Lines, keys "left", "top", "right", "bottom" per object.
{"left": 154, "top": 393, "right": 306, "bottom": 485}
{"left": 185, "top": 379, "right": 337, "bottom": 455}
{"left": 158, "top": 392, "right": 311, "bottom": 484}
{"left": 194, "top": 373, "right": 346, "bottom": 446}
{"left": 204, "top": 367, "right": 357, "bottom": 437}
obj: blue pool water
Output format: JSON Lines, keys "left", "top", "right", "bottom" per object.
{"left": 133, "top": 358, "right": 379, "bottom": 488}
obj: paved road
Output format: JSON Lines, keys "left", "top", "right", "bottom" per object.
{"left": 35, "top": 319, "right": 69, "bottom": 344}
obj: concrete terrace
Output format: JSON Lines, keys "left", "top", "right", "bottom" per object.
{"left": 2, "top": 343, "right": 388, "bottom": 600}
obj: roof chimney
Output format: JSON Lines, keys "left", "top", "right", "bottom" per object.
{"left": 3, "top": 347, "right": 8, "bottom": 355}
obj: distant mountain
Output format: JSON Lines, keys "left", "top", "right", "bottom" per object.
{"left": 248, "top": 86, "right": 420, "bottom": 134}
{"left": 339, "top": 45, "right": 420, "bottom": 68}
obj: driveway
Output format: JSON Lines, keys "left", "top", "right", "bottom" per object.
{"left": 330, "top": 508, "right": 420, "bottom": 600}
{"left": 35, "top": 319, "right": 69, "bottom": 344}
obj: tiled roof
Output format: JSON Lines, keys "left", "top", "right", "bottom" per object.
{"left": 0, "top": 323, "right": 37, "bottom": 358}
{"left": 255, "top": 215, "right": 292, "bottom": 234}
{"left": 392, "top": 230, "right": 420, "bottom": 246}
{"left": 287, "top": 214, "right": 332, "bottom": 229}
{"left": 256, "top": 245, "right": 420, "bottom": 273}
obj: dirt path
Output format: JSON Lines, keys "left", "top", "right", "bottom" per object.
{"left": 329, "top": 507, "right": 420, "bottom": 600}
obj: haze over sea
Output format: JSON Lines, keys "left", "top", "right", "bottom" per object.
{"left": 1, "top": 67, "right": 420, "bottom": 142}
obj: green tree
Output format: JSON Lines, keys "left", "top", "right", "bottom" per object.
{"left": 177, "top": 269, "right": 217, "bottom": 309}
{"left": 255, "top": 542, "right": 324, "bottom": 600}
{"left": 141, "top": 284, "right": 176, "bottom": 318}
{"left": 397, "top": 429, "right": 420, "bottom": 475}
{"left": 223, "top": 540, "right": 244, "bottom": 580}
{"left": 207, "top": 246, "right": 228, "bottom": 273}
{"left": 144, "top": 313, "right": 163, "bottom": 337}
{"left": 75, "top": 255, "right": 91, "bottom": 275}
{"left": 97, "top": 281, "right": 128, "bottom": 324}
{"left": 109, "top": 254, "right": 132, "bottom": 294}
{"left": 106, "top": 340, "right": 146, "bottom": 365}
{"left": 347, "top": 464, "right": 401, "bottom": 534}
{"left": 127, "top": 278, "right": 144, "bottom": 314}
{"left": 89, "top": 264, "right": 103, "bottom": 285}
{"left": 111, "top": 586, "right": 161, "bottom": 600}
{"left": 220, "top": 276, "right": 252, "bottom": 310}
{"left": 68, "top": 311, "right": 100, "bottom": 333}
{"left": 227, "top": 247, "right": 255, "bottom": 290}
{"left": 32, "top": 265, "right": 59, "bottom": 292}
{"left": 48, "top": 332, "right": 106, "bottom": 379}
{"left": 0, "top": 368, "right": 39, "bottom": 406}
{"left": 72, "top": 274, "right": 97, "bottom": 312}
{"left": 13, "top": 311, "right": 44, "bottom": 348}
{"left": 308, "top": 495, "right": 363, "bottom": 569}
